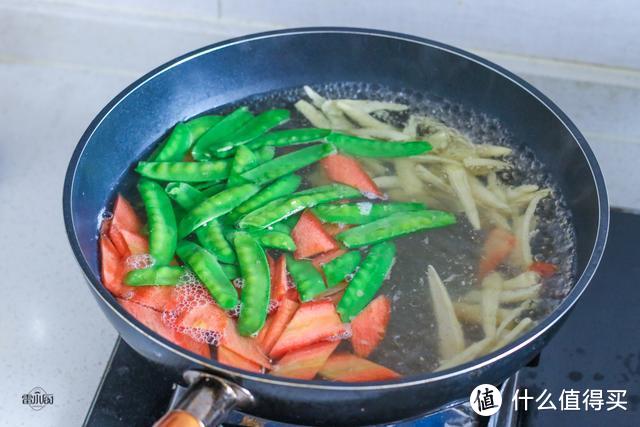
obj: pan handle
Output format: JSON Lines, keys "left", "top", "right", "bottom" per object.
{"left": 154, "top": 370, "right": 255, "bottom": 427}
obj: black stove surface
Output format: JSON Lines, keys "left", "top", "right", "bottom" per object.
{"left": 84, "top": 210, "right": 639, "bottom": 427}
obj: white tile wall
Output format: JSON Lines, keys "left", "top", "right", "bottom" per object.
{"left": 0, "top": 1, "right": 638, "bottom": 426}
{"left": 218, "top": 0, "right": 640, "bottom": 70}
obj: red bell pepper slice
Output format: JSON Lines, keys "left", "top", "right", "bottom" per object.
{"left": 311, "top": 248, "right": 346, "bottom": 270}
{"left": 270, "top": 300, "right": 346, "bottom": 359}
{"left": 173, "top": 332, "right": 212, "bottom": 359}
{"left": 478, "top": 227, "right": 516, "bottom": 278}
{"left": 99, "top": 232, "right": 128, "bottom": 297}
{"left": 319, "top": 353, "right": 400, "bottom": 382}
{"left": 257, "top": 298, "right": 299, "bottom": 354}
{"left": 270, "top": 255, "right": 289, "bottom": 303}
{"left": 217, "top": 346, "right": 262, "bottom": 373}
{"left": 529, "top": 261, "right": 558, "bottom": 278}
{"left": 321, "top": 222, "right": 352, "bottom": 237}
{"left": 320, "top": 154, "right": 382, "bottom": 198}
{"left": 119, "top": 298, "right": 210, "bottom": 358}
{"left": 110, "top": 226, "right": 150, "bottom": 258}
{"left": 127, "top": 286, "right": 176, "bottom": 312}
{"left": 271, "top": 341, "right": 339, "bottom": 380}
{"left": 351, "top": 295, "right": 391, "bottom": 357}
{"left": 176, "top": 302, "right": 228, "bottom": 334}
{"left": 292, "top": 210, "right": 339, "bottom": 259}
{"left": 221, "top": 321, "right": 272, "bottom": 369}
{"left": 112, "top": 194, "right": 143, "bottom": 234}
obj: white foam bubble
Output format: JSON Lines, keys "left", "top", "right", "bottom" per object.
{"left": 125, "top": 254, "right": 155, "bottom": 270}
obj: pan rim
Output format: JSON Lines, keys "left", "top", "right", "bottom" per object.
{"left": 63, "top": 26, "right": 609, "bottom": 391}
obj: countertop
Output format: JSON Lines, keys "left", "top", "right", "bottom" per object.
{"left": 1, "top": 1, "right": 639, "bottom": 426}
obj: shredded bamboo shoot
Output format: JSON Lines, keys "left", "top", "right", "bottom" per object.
{"left": 446, "top": 165, "right": 481, "bottom": 229}
{"left": 294, "top": 100, "right": 330, "bottom": 128}
{"left": 428, "top": 266, "right": 466, "bottom": 360}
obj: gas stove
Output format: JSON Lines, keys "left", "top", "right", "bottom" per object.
{"left": 83, "top": 209, "right": 639, "bottom": 426}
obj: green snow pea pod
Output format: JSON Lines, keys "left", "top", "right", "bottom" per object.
{"left": 136, "top": 160, "right": 230, "bottom": 182}
{"left": 212, "top": 109, "right": 291, "bottom": 155}
{"left": 312, "top": 202, "right": 426, "bottom": 225}
{"left": 254, "top": 145, "right": 275, "bottom": 163}
{"left": 124, "top": 266, "right": 186, "bottom": 286}
{"left": 254, "top": 230, "right": 296, "bottom": 251}
{"left": 246, "top": 128, "right": 330, "bottom": 150}
{"left": 282, "top": 213, "right": 301, "bottom": 230}
{"left": 148, "top": 116, "right": 221, "bottom": 162}
{"left": 337, "top": 210, "right": 457, "bottom": 248}
{"left": 153, "top": 123, "right": 193, "bottom": 162}
{"left": 166, "top": 182, "right": 226, "bottom": 212}
{"left": 237, "top": 184, "right": 361, "bottom": 230}
{"left": 220, "top": 262, "right": 240, "bottom": 280}
{"left": 176, "top": 241, "right": 238, "bottom": 309}
{"left": 178, "top": 183, "right": 261, "bottom": 238}
{"left": 191, "top": 107, "right": 253, "bottom": 160}
{"left": 226, "top": 227, "right": 295, "bottom": 252}
{"left": 138, "top": 179, "right": 177, "bottom": 266}
{"left": 268, "top": 221, "right": 292, "bottom": 233}
{"left": 234, "top": 232, "right": 271, "bottom": 336}
{"left": 184, "top": 115, "right": 223, "bottom": 140}
{"left": 337, "top": 242, "right": 396, "bottom": 321}
{"left": 227, "top": 174, "right": 301, "bottom": 223}
{"left": 227, "top": 145, "right": 258, "bottom": 187}
{"left": 322, "top": 251, "right": 362, "bottom": 287}
{"left": 285, "top": 255, "right": 326, "bottom": 301}
{"left": 166, "top": 182, "right": 205, "bottom": 210}
{"left": 326, "top": 132, "right": 432, "bottom": 157}
{"left": 195, "top": 219, "right": 236, "bottom": 264}
{"left": 240, "top": 143, "right": 336, "bottom": 185}
{"left": 193, "top": 181, "right": 225, "bottom": 194}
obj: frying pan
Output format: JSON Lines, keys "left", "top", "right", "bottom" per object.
{"left": 63, "top": 28, "right": 608, "bottom": 426}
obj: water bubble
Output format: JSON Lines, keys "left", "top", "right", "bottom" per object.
{"left": 125, "top": 254, "right": 155, "bottom": 270}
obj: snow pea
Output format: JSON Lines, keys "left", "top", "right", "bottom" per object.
{"left": 184, "top": 115, "right": 223, "bottom": 140}
{"left": 240, "top": 143, "right": 336, "bottom": 185}
{"left": 194, "top": 181, "right": 225, "bottom": 194}
{"left": 255, "top": 145, "right": 275, "bottom": 163}
{"left": 234, "top": 232, "right": 271, "bottom": 336}
{"left": 322, "top": 251, "right": 362, "bottom": 287}
{"left": 326, "top": 132, "right": 432, "bottom": 157}
{"left": 148, "top": 116, "right": 222, "bottom": 162}
{"left": 254, "top": 230, "right": 296, "bottom": 251}
{"left": 227, "top": 174, "right": 302, "bottom": 222}
{"left": 220, "top": 262, "right": 240, "bottom": 280}
{"left": 154, "top": 123, "right": 193, "bottom": 162}
{"left": 136, "top": 160, "right": 230, "bottom": 182}
{"left": 337, "top": 210, "right": 457, "bottom": 248}
{"left": 312, "top": 202, "right": 426, "bottom": 225}
{"left": 337, "top": 242, "right": 396, "bottom": 321}
{"left": 166, "top": 182, "right": 205, "bottom": 210}
{"left": 285, "top": 255, "right": 326, "bottom": 302}
{"left": 138, "top": 179, "right": 177, "bottom": 266}
{"left": 211, "top": 109, "right": 291, "bottom": 155}
{"left": 247, "top": 128, "right": 330, "bottom": 150}
{"left": 178, "top": 183, "right": 261, "bottom": 238}
{"left": 237, "top": 184, "right": 361, "bottom": 230}
{"left": 282, "top": 213, "right": 301, "bottom": 230}
{"left": 226, "top": 225, "right": 294, "bottom": 252}
{"left": 176, "top": 241, "right": 238, "bottom": 309}
{"left": 191, "top": 107, "right": 253, "bottom": 160}
{"left": 196, "top": 219, "right": 236, "bottom": 264}
{"left": 227, "top": 145, "right": 257, "bottom": 187}
{"left": 124, "top": 266, "right": 186, "bottom": 286}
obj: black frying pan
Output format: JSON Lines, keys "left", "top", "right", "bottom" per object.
{"left": 63, "top": 28, "right": 608, "bottom": 426}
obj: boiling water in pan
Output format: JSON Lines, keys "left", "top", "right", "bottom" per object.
{"left": 116, "top": 82, "right": 577, "bottom": 376}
